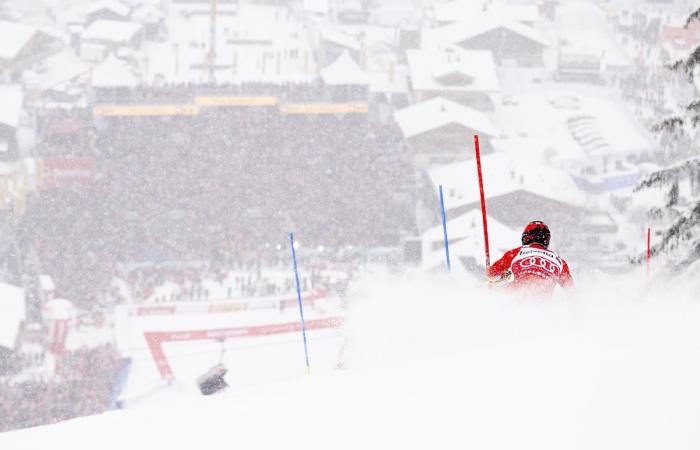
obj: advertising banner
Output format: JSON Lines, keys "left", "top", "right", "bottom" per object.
{"left": 195, "top": 96, "right": 277, "bottom": 107}
{"left": 93, "top": 105, "right": 199, "bottom": 117}
{"left": 39, "top": 158, "right": 97, "bottom": 189}
{"left": 279, "top": 102, "right": 369, "bottom": 114}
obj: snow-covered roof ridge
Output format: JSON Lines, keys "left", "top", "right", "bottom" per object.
{"left": 423, "top": 13, "right": 550, "bottom": 49}
{"left": 422, "top": 208, "right": 512, "bottom": 243}
{"left": 428, "top": 153, "right": 585, "bottom": 209}
{"left": 84, "top": 0, "right": 132, "bottom": 19}
{"left": 406, "top": 46, "right": 500, "bottom": 93}
{"left": 0, "top": 85, "right": 24, "bottom": 129}
{"left": 320, "top": 50, "right": 368, "bottom": 85}
{"left": 421, "top": 209, "right": 518, "bottom": 271}
{"left": 0, "top": 20, "right": 39, "bottom": 61}
{"left": 0, "top": 281, "right": 25, "bottom": 349}
{"left": 39, "top": 274, "right": 56, "bottom": 291}
{"left": 431, "top": 0, "right": 488, "bottom": 24}
{"left": 27, "top": 50, "right": 90, "bottom": 91}
{"left": 82, "top": 20, "right": 142, "bottom": 44}
{"left": 321, "top": 28, "right": 361, "bottom": 51}
{"left": 91, "top": 53, "right": 139, "bottom": 87}
{"left": 304, "top": 0, "right": 330, "bottom": 15}
{"left": 394, "top": 96, "right": 498, "bottom": 138}
{"left": 488, "top": 3, "right": 541, "bottom": 24}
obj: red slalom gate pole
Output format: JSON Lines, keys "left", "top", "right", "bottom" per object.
{"left": 473, "top": 135, "right": 490, "bottom": 271}
{"left": 646, "top": 227, "right": 651, "bottom": 288}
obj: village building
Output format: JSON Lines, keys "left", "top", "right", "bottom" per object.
{"left": 0, "top": 21, "right": 62, "bottom": 82}
{"left": 406, "top": 45, "right": 500, "bottom": 110}
{"left": 427, "top": 154, "right": 588, "bottom": 244}
{"left": 423, "top": 15, "right": 549, "bottom": 67}
{"left": 394, "top": 96, "right": 498, "bottom": 168}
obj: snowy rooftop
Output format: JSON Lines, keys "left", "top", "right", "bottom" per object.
{"left": 39, "top": 274, "right": 56, "bottom": 291}
{"left": 489, "top": 3, "right": 541, "bottom": 24}
{"left": 132, "top": 4, "right": 165, "bottom": 24}
{"left": 421, "top": 209, "right": 518, "bottom": 271}
{"left": 492, "top": 91, "right": 653, "bottom": 163}
{"left": 422, "top": 14, "right": 550, "bottom": 49}
{"left": 0, "top": 282, "right": 25, "bottom": 349}
{"left": 430, "top": 0, "right": 487, "bottom": 24}
{"left": 82, "top": 20, "right": 142, "bottom": 44}
{"left": 26, "top": 51, "right": 90, "bottom": 91}
{"left": 304, "top": 0, "right": 330, "bottom": 16}
{"left": 320, "top": 50, "right": 368, "bottom": 85}
{"left": 0, "top": 20, "right": 39, "bottom": 61}
{"left": 0, "top": 85, "right": 24, "bottom": 129}
{"left": 558, "top": 32, "right": 632, "bottom": 69}
{"left": 372, "top": 3, "right": 421, "bottom": 27}
{"left": 428, "top": 153, "right": 586, "bottom": 210}
{"left": 368, "top": 70, "right": 409, "bottom": 94}
{"left": 83, "top": 1, "right": 132, "bottom": 20}
{"left": 144, "top": 4, "right": 315, "bottom": 84}
{"left": 394, "top": 96, "right": 499, "bottom": 139}
{"left": 554, "top": 1, "right": 608, "bottom": 32}
{"left": 421, "top": 208, "right": 507, "bottom": 243}
{"left": 44, "top": 298, "right": 77, "bottom": 321}
{"left": 406, "top": 46, "right": 500, "bottom": 93}
{"left": 321, "top": 28, "right": 361, "bottom": 51}
{"left": 92, "top": 53, "right": 139, "bottom": 87}
{"left": 432, "top": 1, "right": 540, "bottom": 25}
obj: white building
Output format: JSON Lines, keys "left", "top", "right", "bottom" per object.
{"left": 91, "top": 53, "right": 139, "bottom": 88}
{"left": 394, "top": 96, "right": 498, "bottom": 167}
{"left": 81, "top": 20, "right": 143, "bottom": 54}
{"left": 320, "top": 49, "right": 368, "bottom": 85}
{"left": 0, "top": 21, "right": 61, "bottom": 81}
{"left": 0, "top": 85, "right": 23, "bottom": 159}
{"left": 427, "top": 154, "right": 587, "bottom": 245}
{"left": 492, "top": 91, "right": 655, "bottom": 191}
{"left": 423, "top": 14, "right": 549, "bottom": 67}
{"left": 0, "top": 281, "right": 26, "bottom": 351}
{"left": 406, "top": 45, "right": 500, "bottom": 109}
{"left": 420, "top": 209, "right": 518, "bottom": 274}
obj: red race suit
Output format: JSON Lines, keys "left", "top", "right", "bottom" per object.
{"left": 487, "top": 244, "right": 575, "bottom": 298}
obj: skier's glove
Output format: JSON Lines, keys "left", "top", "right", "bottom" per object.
{"left": 486, "top": 269, "right": 513, "bottom": 286}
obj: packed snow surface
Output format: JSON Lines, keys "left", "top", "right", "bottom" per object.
{"left": 2, "top": 273, "right": 700, "bottom": 450}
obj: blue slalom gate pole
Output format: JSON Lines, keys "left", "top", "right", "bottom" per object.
{"left": 289, "top": 233, "right": 311, "bottom": 375}
{"left": 439, "top": 185, "right": 452, "bottom": 271}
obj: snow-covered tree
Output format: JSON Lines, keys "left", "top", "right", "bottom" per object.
{"left": 633, "top": 8, "right": 700, "bottom": 270}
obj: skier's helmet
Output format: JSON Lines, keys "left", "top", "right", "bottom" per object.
{"left": 521, "top": 221, "right": 551, "bottom": 248}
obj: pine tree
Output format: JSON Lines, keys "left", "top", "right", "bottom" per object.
{"left": 634, "top": 8, "right": 700, "bottom": 270}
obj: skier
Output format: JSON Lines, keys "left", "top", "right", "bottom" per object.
{"left": 487, "top": 221, "right": 575, "bottom": 299}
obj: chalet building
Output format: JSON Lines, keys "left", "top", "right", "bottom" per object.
{"left": 394, "top": 96, "right": 498, "bottom": 168}
{"left": 0, "top": 21, "right": 62, "bottom": 82}
{"left": 423, "top": 15, "right": 549, "bottom": 67}
{"left": 406, "top": 46, "right": 500, "bottom": 110}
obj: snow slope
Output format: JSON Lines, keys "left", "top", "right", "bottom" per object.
{"left": 3, "top": 274, "right": 700, "bottom": 450}
{"left": 115, "top": 298, "right": 345, "bottom": 404}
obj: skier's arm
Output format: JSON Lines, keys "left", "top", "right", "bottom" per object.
{"left": 559, "top": 261, "right": 576, "bottom": 298}
{"left": 487, "top": 248, "right": 519, "bottom": 279}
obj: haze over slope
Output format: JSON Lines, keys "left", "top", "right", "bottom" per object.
{"left": 2, "top": 273, "right": 699, "bottom": 450}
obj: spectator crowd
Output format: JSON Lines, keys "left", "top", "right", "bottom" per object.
{"left": 0, "top": 346, "right": 122, "bottom": 432}
{"left": 22, "top": 82, "right": 413, "bottom": 307}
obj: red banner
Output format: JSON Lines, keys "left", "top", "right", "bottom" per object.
{"left": 136, "top": 305, "right": 177, "bottom": 316}
{"left": 662, "top": 25, "right": 700, "bottom": 48}
{"left": 39, "top": 158, "right": 96, "bottom": 189}
{"left": 145, "top": 317, "right": 343, "bottom": 379}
